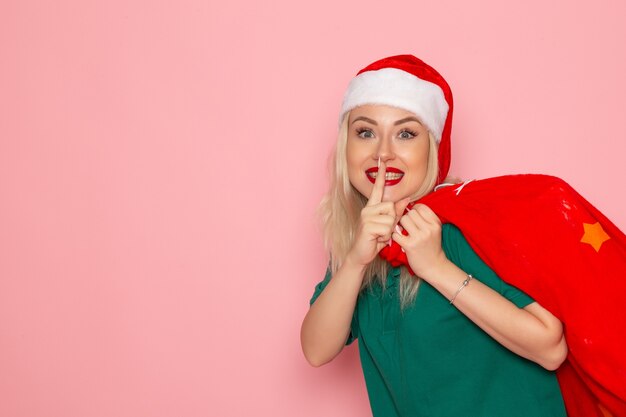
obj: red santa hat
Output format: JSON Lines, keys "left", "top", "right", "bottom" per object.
{"left": 340, "top": 55, "right": 454, "bottom": 184}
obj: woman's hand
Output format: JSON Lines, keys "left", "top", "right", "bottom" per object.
{"left": 392, "top": 203, "right": 449, "bottom": 279}
{"left": 347, "top": 160, "right": 410, "bottom": 268}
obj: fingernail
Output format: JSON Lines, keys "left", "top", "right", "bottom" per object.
{"left": 395, "top": 225, "right": 402, "bottom": 234}
{"left": 401, "top": 248, "right": 405, "bottom": 253}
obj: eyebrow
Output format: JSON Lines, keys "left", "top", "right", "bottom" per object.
{"left": 393, "top": 116, "right": 422, "bottom": 126}
{"left": 351, "top": 116, "right": 422, "bottom": 126}
{"left": 351, "top": 116, "right": 378, "bottom": 125}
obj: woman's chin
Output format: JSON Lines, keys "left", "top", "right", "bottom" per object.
{"left": 382, "top": 191, "right": 409, "bottom": 203}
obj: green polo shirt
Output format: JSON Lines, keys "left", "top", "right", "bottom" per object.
{"left": 310, "top": 224, "right": 566, "bottom": 417}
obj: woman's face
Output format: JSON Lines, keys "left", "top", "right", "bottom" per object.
{"left": 347, "top": 104, "right": 430, "bottom": 203}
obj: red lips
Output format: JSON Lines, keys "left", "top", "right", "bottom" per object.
{"left": 365, "top": 167, "right": 405, "bottom": 186}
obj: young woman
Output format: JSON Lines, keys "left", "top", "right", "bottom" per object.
{"left": 300, "top": 55, "right": 568, "bottom": 417}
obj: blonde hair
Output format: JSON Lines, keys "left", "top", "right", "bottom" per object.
{"left": 317, "top": 111, "right": 443, "bottom": 309}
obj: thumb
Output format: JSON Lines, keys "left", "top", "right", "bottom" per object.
{"left": 394, "top": 197, "right": 411, "bottom": 219}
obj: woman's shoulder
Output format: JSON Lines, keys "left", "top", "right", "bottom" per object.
{"left": 440, "top": 222, "right": 465, "bottom": 250}
{"left": 440, "top": 222, "right": 487, "bottom": 272}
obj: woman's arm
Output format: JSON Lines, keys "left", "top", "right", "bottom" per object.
{"left": 393, "top": 204, "right": 568, "bottom": 370}
{"left": 300, "top": 256, "right": 366, "bottom": 367}
{"left": 302, "top": 161, "right": 409, "bottom": 367}
{"left": 423, "top": 259, "right": 568, "bottom": 370}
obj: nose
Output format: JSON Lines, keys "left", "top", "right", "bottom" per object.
{"left": 374, "top": 134, "right": 395, "bottom": 162}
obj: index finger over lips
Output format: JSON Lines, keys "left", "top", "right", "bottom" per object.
{"left": 366, "top": 158, "right": 386, "bottom": 206}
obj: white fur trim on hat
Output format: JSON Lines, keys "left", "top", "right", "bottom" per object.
{"left": 340, "top": 68, "right": 449, "bottom": 143}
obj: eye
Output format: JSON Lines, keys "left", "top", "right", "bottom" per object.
{"left": 356, "top": 128, "right": 375, "bottom": 139}
{"left": 398, "top": 129, "right": 418, "bottom": 139}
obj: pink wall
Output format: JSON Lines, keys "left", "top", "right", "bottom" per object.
{"left": 1, "top": 0, "right": 624, "bottom": 416}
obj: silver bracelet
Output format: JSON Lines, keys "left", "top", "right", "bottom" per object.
{"left": 449, "top": 274, "right": 473, "bottom": 304}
